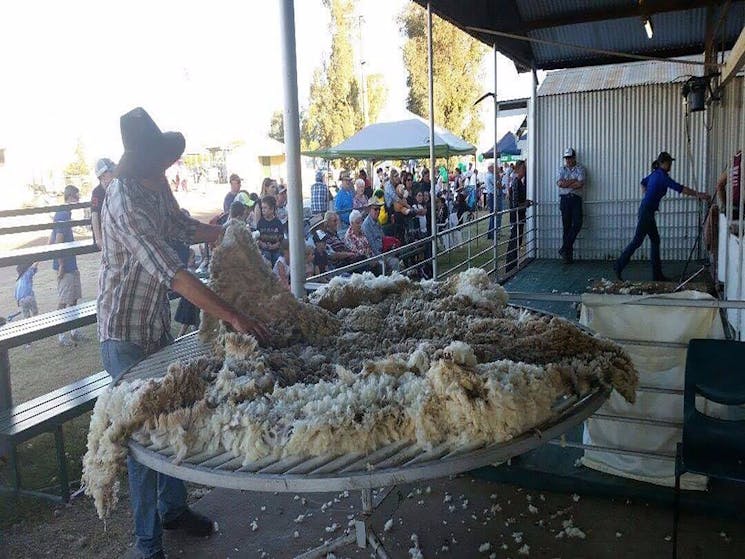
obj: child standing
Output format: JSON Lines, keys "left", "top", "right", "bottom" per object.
{"left": 272, "top": 239, "right": 291, "bottom": 290}
{"left": 15, "top": 262, "right": 38, "bottom": 319}
{"left": 257, "top": 195, "right": 284, "bottom": 265}
{"left": 305, "top": 245, "right": 316, "bottom": 278}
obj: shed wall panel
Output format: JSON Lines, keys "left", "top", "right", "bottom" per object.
{"left": 534, "top": 82, "right": 711, "bottom": 261}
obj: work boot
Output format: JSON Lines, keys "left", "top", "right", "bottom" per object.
{"left": 162, "top": 508, "right": 214, "bottom": 537}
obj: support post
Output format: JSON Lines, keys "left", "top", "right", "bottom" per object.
{"left": 427, "top": 2, "right": 438, "bottom": 280}
{"left": 54, "top": 425, "right": 70, "bottom": 502}
{"left": 492, "top": 44, "right": 499, "bottom": 277}
{"left": 279, "top": 0, "right": 306, "bottom": 299}
{"left": 0, "top": 317, "right": 11, "bottom": 459}
{"left": 527, "top": 66, "right": 538, "bottom": 260}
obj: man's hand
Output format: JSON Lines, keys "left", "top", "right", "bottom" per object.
{"left": 57, "top": 265, "right": 65, "bottom": 280}
{"left": 227, "top": 311, "right": 269, "bottom": 344}
{"left": 698, "top": 191, "right": 711, "bottom": 202}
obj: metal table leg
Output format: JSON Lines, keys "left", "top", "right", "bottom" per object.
{"left": 294, "top": 487, "right": 395, "bottom": 559}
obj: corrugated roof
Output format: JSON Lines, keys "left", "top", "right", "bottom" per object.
{"left": 417, "top": 1, "right": 745, "bottom": 72}
{"left": 538, "top": 57, "right": 705, "bottom": 96}
{"left": 529, "top": 8, "right": 743, "bottom": 69}
{"left": 516, "top": 0, "right": 623, "bottom": 23}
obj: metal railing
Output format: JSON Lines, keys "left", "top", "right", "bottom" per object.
{"left": 533, "top": 197, "right": 704, "bottom": 261}
{"left": 505, "top": 289, "right": 745, "bottom": 464}
{"left": 307, "top": 204, "right": 537, "bottom": 284}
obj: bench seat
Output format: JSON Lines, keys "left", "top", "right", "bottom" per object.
{"left": 0, "top": 300, "right": 97, "bottom": 351}
{"left": 0, "top": 371, "right": 112, "bottom": 502}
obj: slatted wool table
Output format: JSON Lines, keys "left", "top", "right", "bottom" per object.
{"left": 122, "top": 332, "right": 610, "bottom": 559}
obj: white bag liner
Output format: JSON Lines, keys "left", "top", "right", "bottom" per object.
{"left": 579, "top": 290, "right": 724, "bottom": 489}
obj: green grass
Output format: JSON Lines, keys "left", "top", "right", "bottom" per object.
{"left": 433, "top": 212, "right": 516, "bottom": 279}
{"left": 0, "top": 414, "right": 92, "bottom": 530}
{"left": 0, "top": 303, "right": 187, "bottom": 529}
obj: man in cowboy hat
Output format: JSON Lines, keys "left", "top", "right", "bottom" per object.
{"left": 99, "top": 107, "right": 268, "bottom": 559}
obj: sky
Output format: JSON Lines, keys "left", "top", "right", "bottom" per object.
{"left": 0, "top": 0, "right": 539, "bottom": 187}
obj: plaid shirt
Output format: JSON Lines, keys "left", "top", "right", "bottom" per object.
{"left": 97, "top": 177, "right": 197, "bottom": 351}
{"left": 310, "top": 182, "right": 329, "bottom": 214}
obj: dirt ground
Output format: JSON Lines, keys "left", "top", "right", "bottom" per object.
{"left": 0, "top": 188, "right": 225, "bottom": 403}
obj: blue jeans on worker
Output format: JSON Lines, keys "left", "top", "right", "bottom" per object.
{"left": 487, "top": 193, "right": 504, "bottom": 240}
{"left": 616, "top": 205, "right": 663, "bottom": 279}
{"left": 559, "top": 194, "right": 583, "bottom": 259}
{"left": 101, "top": 335, "right": 186, "bottom": 558}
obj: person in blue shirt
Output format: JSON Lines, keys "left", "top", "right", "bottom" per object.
{"left": 51, "top": 185, "right": 83, "bottom": 346}
{"left": 15, "top": 261, "right": 38, "bottom": 319}
{"left": 334, "top": 169, "right": 354, "bottom": 233}
{"left": 614, "top": 152, "right": 709, "bottom": 281}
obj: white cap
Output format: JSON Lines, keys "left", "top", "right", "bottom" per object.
{"left": 349, "top": 209, "right": 363, "bottom": 224}
{"left": 562, "top": 148, "right": 576, "bottom": 158}
{"left": 95, "top": 158, "right": 116, "bottom": 178}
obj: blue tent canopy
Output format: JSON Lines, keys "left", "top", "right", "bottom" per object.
{"left": 481, "top": 132, "right": 521, "bottom": 159}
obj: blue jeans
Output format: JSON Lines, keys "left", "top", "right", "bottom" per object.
{"left": 559, "top": 194, "right": 583, "bottom": 258}
{"left": 101, "top": 336, "right": 186, "bottom": 558}
{"left": 487, "top": 193, "right": 505, "bottom": 239}
{"left": 616, "top": 206, "right": 663, "bottom": 279}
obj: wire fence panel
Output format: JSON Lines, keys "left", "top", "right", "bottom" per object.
{"left": 534, "top": 197, "right": 702, "bottom": 260}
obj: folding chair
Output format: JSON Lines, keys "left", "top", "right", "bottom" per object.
{"left": 673, "top": 338, "right": 745, "bottom": 558}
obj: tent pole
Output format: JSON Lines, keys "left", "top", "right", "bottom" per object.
{"left": 279, "top": 0, "right": 305, "bottom": 299}
{"left": 492, "top": 43, "right": 499, "bottom": 278}
{"left": 427, "top": 1, "right": 438, "bottom": 280}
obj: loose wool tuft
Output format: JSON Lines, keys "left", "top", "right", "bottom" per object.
{"left": 82, "top": 221, "right": 638, "bottom": 519}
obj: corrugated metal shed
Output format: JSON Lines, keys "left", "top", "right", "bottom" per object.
{"left": 532, "top": 60, "right": 743, "bottom": 261}
{"left": 538, "top": 58, "right": 704, "bottom": 97}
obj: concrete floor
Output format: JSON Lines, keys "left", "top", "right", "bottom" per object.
{"left": 127, "top": 258, "right": 732, "bottom": 559}
{"left": 503, "top": 258, "right": 704, "bottom": 318}
{"left": 147, "top": 475, "right": 744, "bottom": 558}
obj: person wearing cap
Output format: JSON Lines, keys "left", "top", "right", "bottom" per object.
{"left": 334, "top": 170, "right": 354, "bottom": 232}
{"left": 557, "top": 147, "right": 586, "bottom": 264}
{"left": 310, "top": 169, "right": 330, "bottom": 218}
{"left": 223, "top": 173, "right": 242, "bottom": 213}
{"left": 99, "top": 107, "right": 269, "bottom": 559}
{"left": 614, "top": 152, "right": 709, "bottom": 281}
{"left": 91, "top": 157, "right": 116, "bottom": 247}
{"left": 276, "top": 185, "right": 289, "bottom": 232}
{"left": 361, "top": 197, "right": 400, "bottom": 273}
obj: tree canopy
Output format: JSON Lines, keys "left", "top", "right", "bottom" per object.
{"left": 268, "top": 110, "right": 285, "bottom": 144}
{"left": 399, "top": 4, "right": 486, "bottom": 145}
{"left": 300, "top": 0, "right": 387, "bottom": 154}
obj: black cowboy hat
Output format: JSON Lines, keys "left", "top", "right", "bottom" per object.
{"left": 116, "top": 107, "right": 185, "bottom": 179}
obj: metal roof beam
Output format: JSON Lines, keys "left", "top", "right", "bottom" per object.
{"left": 524, "top": 0, "right": 719, "bottom": 30}
{"left": 721, "top": 25, "right": 745, "bottom": 85}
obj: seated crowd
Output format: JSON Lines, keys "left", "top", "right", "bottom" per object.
{"left": 207, "top": 161, "right": 530, "bottom": 287}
